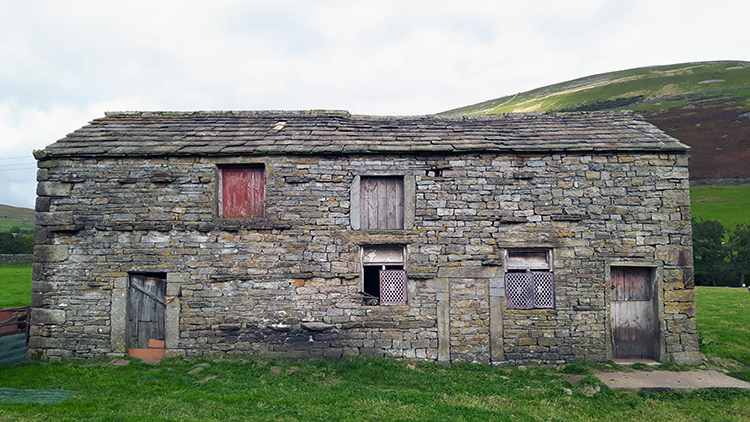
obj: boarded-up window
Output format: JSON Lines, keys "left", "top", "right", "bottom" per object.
{"left": 362, "top": 246, "right": 407, "bottom": 306}
{"left": 505, "top": 250, "right": 554, "bottom": 309}
{"left": 360, "top": 176, "right": 404, "bottom": 230}
{"left": 220, "top": 166, "right": 265, "bottom": 218}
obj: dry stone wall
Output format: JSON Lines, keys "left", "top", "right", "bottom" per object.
{"left": 31, "top": 150, "right": 700, "bottom": 365}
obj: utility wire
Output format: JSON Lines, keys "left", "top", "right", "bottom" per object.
{"left": 0, "top": 166, "right": 37, "bottom": 171}
{"left": 0, "top": 155, "right": 34, "bottom": 160}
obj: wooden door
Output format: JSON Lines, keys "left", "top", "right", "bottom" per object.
{"left": 127, "top": 274, "right": 166, "bottom": 349}
{"left": 610, "top": 267, "right": 655, "bottom": 359}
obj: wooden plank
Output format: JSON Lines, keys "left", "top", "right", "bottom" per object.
{"left": 613, "top": 267, "right": 651, "bottom": 301}
{"left": 611, "top": 267, "right": 655, "bottom": 359}
{"left": 612, "top": 301, "right": 654, "bottom": 358}
{"left": 128, "top": 275, "right": 166, "bottom": 349}
{"left": 386, "top": 177, "right": 404, "bottom": 230}
{"left": 506, "top": 251, "right": 549, "bottom": 270}
{"left": 360, "top": 176, "right": 403, "bottom": 230}
{"left": 130, "top": 282, "right": 167, "bottom": 305}
{"left": 221, "top": 167, "right": 265, "bottom": 218}
{"left": 361, "top": 177, "right": 378, "bottom": 229}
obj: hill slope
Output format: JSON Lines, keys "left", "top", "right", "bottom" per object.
{"left": 0, "top": 204, "right": 35, "bottom": 233}
{"left": 441, "top": 61, "right": 750, "bottom": 181}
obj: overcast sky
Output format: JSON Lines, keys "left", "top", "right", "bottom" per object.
{"left": 1, "top": 0, "right": 748, "bottom": 210}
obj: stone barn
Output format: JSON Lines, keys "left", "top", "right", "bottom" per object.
{"left": 31, "top": 110, "right": 701, "bottom": 365}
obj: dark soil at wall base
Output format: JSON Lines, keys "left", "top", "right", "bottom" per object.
{"left": 643, "top": 97, "right": 750, "bottom": 181}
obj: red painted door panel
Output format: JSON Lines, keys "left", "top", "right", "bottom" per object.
{"left": 221, "top": 167, "right": 265, "bottom": 218}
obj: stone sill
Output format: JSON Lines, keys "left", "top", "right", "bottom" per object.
{"left": 216, "top": 219, "right": 292, "bottom": 231}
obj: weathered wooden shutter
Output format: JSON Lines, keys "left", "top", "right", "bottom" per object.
{"left": 360, "top": 176, "right": 404, "bottom": 230}
{"left": 380, "top": 270, "right": 408, "bottom": 306}
{"left": 611, "top": 267, "right": 655, "bottom": 359}
{"left": 221, "top": 166, "right": 265, "bottom": 218}
{"left": 127, "top": 275, "right": 167, "bottom": 349}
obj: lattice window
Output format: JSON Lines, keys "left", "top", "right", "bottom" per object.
{"left": 506, "top": 271, "right": 554, "bottom": 309}
{"left": 379, "top": 270, "right": 408, "bottom": 306}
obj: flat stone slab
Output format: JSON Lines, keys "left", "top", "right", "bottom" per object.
{"left": 595, "top": 370, "right": 750, "bottom": 392}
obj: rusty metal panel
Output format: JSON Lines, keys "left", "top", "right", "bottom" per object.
{"left": 128, "top": 275, "right": 166, "bottom": 349}
{"left": 380, "top": 270, "right": 407, "bottom": 306}
{"left": 360, "top": 176, "right": 404, "bottom": 230}
{"left": 221, "top": 166, "right": 265, "bottom": 218}
{"left": 611, "top": 267, "right": 655, "bottom": 359}
{"left": 0, "top": 306, "right": 30, "bottom": 338}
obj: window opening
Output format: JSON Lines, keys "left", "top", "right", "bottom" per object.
{"left": 361, "top": 246, "right": 407, "bottom": 306}
{"left": 360, "top": 176, "right": 404, "bottom": 230}
{"left": 505, "top": 250, "right": 554, "bottom": 309}
{"left": 219, "top": 165, "right": 265, "bottom": 218}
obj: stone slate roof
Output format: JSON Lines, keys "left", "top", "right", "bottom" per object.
{"left": 36, "top": 110, "right": 689, "bottom": 159}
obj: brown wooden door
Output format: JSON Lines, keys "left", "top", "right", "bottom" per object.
{"left": 127, "top": 275, "right": 166, "bottom": 349}
{"left": 610, "top": 267, "right": 655, "bottom": 359}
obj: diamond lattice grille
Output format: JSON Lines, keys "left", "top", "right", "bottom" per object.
{"left": 533, "top": 272, "right": 555, "bottom": 308}
{"left": 380, "top": 270, "right": 407, "bottom": 306}
{"left": 506, "top": 271, "right": 554, "bottom": 309}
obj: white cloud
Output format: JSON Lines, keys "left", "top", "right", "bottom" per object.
{"left": 0, "top": 0, "right": 749, "bottom": 208}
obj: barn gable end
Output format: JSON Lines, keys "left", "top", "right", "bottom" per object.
{"left": 31, "top": 110, "right": 701, "bottom": 365}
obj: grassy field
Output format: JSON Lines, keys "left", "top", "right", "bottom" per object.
{"left": 0, "top": 279, "right": 749, "bottom": 420}
{"left": 0, "top": 265, "right": 32, "bottom": 308}
{"left": 690, "top": 183, "right": 750, "bottom": 228}
{"left": 0, "top": 205, "right": 35, "bottom": 233}
{"left": 695, "top": 286, "right": 750, "bottom": 381}
{"left": 441, "top": 61, "right": 750, "bottom": 115}
{"left": 1, "top": 350, "right": 749, "bottom": 421}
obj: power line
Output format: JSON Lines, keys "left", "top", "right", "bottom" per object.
{"left": 0, "top": 165, "right": 37, "bottom": 172}
{"left": 0, "top": 155, "right": 35, "bottom": 160}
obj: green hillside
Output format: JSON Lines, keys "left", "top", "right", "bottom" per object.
{"left": 0, "top": 204, "right": 35, "bottom": 233}
{"left": 442, "top": 61, "right": 750, "bottom": 181}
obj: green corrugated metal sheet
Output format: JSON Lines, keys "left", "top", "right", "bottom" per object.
{"left": 0, "top": 333, "right": 27, "bottom": 366}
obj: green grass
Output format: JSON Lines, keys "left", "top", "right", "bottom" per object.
{"left": 441, "top": 60, "right": 750, "bottom": 115}
{"left": 695, "top": 286, "right": 750, "bottom": 381}
{"left": 0, "top": 265, "right": 31, "bottom": 308}
{"left": 690, "top": 183, "right": 750, "bottom": 227}
{"left": 0, "top": 286, "right": 748, "bottom": 421}
{"left": 0, "top": 353, "right": 749, "bottom": 422}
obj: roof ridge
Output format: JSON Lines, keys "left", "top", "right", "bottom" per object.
{"left": 104, "top": 110, "right": 352, "bottom": 118}
{"left": 102, "top": 109, "right": 638, "bottom": 121}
